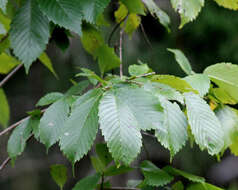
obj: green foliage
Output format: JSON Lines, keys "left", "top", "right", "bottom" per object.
{"left": 140, "top": 160, "right": 174, "bottom": 187}
{"left": 38, "top": 53, "right": 58, "bottom": 78}
{"left": 120, "top": 0, "right": 145, "bottom": 15}
{"left": 213, "top": 0, "right": 238, "bottom": 10}
{"left": 50, "top": 164, "right": 68, "bottom": 190}
{"left": 72, "top": 173, "right": 101, "bottom": 190}
{"left": 187, "top": 183, "right": 224, "bottom": 190}
{"left": 36, "top": 92, "right": 64, "bottom": 107}
{"left": 168, "top": 48, "right": 193, "bottom": 75}
{"left": 0, "top": 88, "right": 9, "bottom": 127}
{"left": 10, "top": 0, "right": 50, "bottom": 72}
{"left": 129, "top": 64, "right": 150, "bottom": 76}
{"left": 0, "top": 53, "right": 21, "bottom": 74}
{"left": 0, "top": 0, "right": 8, "bottom": 13}
{"left": 184, "top": 93, "right": 224, "bottom": 155}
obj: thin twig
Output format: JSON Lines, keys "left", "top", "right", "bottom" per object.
{"left": 128, "top": 72, "right": 156, "bottom": 80}
{"left": 142, "top": 131, "right": 156, "bottom": 139}
{"left": 119, "top": 30, "right": 123, "bottom": 79}
{"left": 0, "top": 109, "right": 46, "bottom": 137}
{"left": 0, "top": 64, "right": 23, "bottom": 88}
{"left": 0, "top": 157, "right": 10, "bottom": 171}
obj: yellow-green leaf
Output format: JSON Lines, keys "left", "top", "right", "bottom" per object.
{"left": 124, "top": 13, "right": 141, "bottom": 36}
{"left": 0, "top": 53, "right": 21, "bottom": 74}
{"left": 39, "top": 52, "right": 58, "bottom": 79}
{"left": 214, "top": 0, "right": 238, "bottom": 10}
{"left": 0, "top": 88, "right": 9, "bottom": 127}
{"left": 120, "top": 0, "right": 145, "bottom": 15}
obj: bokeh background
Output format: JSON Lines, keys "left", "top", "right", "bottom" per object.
{"left": 1, "top": 0, "right": 238, "bottom": 189}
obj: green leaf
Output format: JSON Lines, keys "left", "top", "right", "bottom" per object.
{"left": 29, "top": 116, "right": 40, "bottom": 139}
{"left": 0, "top": 12, "right": 10, "bottom": 34}
{"left": 0, "top": 88, "right": 9, "bottom": 127}
{"left": 163, "top": 166, "right": 205, "bottom": 183}
{"left": 170, "top": 0, "right": 204, "bottom": 28}
{"left": 129, "top": 64, "right": 150, "bottom": 76}
{"left": 36, "top": 92, "right": 64, "bottom": 107}
{"left": 39, "top": 52, "right": 58, "bottom": 79}
{"left": 213, "top": 0, "right": 238, "bottom": 10}
{"left": 211, "top": 88, "right": 237, "bottom": 105}
{"left": 142, "top": 0, "right": 170, "bottom": 32}
{"left": 90, "top": 156, "right": 105, "bottom": 173}
{"left": 115, "top": 2, "right": 128, "bottom": 23}
{"left": 96, "top": 143, "right": 113, "bottom": 167}
{"left": 140, "top": 160, "right": 174, "bottom": 187}
{"left": 143, "top": 82, "right": 184, "bottom": 104}
{"left": 65, "top": 80, "right": 90, "bottom": 96}
{"left": 120, "top": 0, "right": 145, "bottom": 15}
{"left": 184, "top": 74, "right": 210, "bottom": 97}
{"left": 80, "top": 0, "right": 110, "bottom": 23}
{"left": 152, "top": 75, "right": 197, "bottom": 93}
{"left": 184, "top": 93, "right": 224, "bottom": 155}
{"left": 39, "top": 99, "right": 70, "bottom": 149}
{"left": 59, "top": 89, "right": 102, "bottom": 163}
{"left": 0, "top": 53, "right": 21, "bottom": 74}
{"left": 10, "top": 0, "right": 50, "bottom": 72}
{"left": 187, "top": 183, "right": 224, "bottom": 190}
{"left": 124, "top": 13, "right": 141, "bottom": 36}
{"left": 215, "top": 106, "right": 238, "bottom": 149}
{"left": 50, "top": 164, "right": 67, "bottom": 190}
{"left": 99, "top": 88, "right": 143, "bottom": 165}
{"left": 168, "top": 48, "right": 193, "bottom": 75}
{"left": 155, "top": 98, "right": 188, "bottom": 158}
{"left": 204, "top": 63, "right": 238, "bottom": 103}
{"left": 38, "top": 0, "right": 83, "bottom": 35}
{"left": 0, "top": 36, "right": 10, "bottom": 53}
{"left": 72, "top": 173, "right": 101, "bottom": 190}
{"left": 7, "top": 118, "right": 32, "bottom": 160}
{"left": 95, "top": 44, "right": 121, "bottom": 75}
{"left": 172, "top": 181, "right": 184, "bottom": 190}
{"left": 0, "top": 0, "right": 8, "bottom": 13}
{"left": 104, "top": 165, "right": 134, "bottom": 176}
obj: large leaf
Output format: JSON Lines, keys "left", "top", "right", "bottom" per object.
{"left": 7, "top": 119, "right": 32, "bottom": 160}
{"left": 120, "top": 0, "right": 145, "bottom": 15}
{"left": 155, "top": 98, "right": 188, "bottom": 158}
{"left": 59, "top": 89, "right": 102, "bottom": 163}
{"left": 167, "top": 48, "right": 193, "bottom": 75}
{"left": 72, "top": 173, "right": 101, "bottom": 190}
{"left": 163, "top": 166, "right": 205, "bottom": 183}
{"left": 142, "top": 0, "right": 170, "bottom": 32}
{"left": 0, "top": 0, "right": 7, "bottom": 13}
{"left": 0, "top": 88, "right": 9, "bottom": 127}
{"left": 140, "top": 160, "right": 174, "bottom": 187}
{"left": 151, "top": 75, "right": 197, "bottom": 93}
{"left": 38, "top": 0, "right": 83, "bottom": 35}
{"left": 170, "top": 0, "right": 204, "bottom": 28}
{"left": 99, "top": 88, "right": 143, "bottom": 165}
{"left": 184, "top": 93, "right": 224, "bottom": 155}
{"left": 10, "top": 0, "right": 50, "bottom": 72}
{"left": 39, "top": 98, "right": 70, "bottom": 149}
{"left": 36, "top": 92, "right": 64, "bottom": 107}
{"left": 204, "top": 63, "right": 238, "bottom": 102}
{"left": 213, "top": 0, "right": 238, "bottom": 10}
{"left": 0, "top": 53, "right": 21, "bottom": 74}
{"left": 80, "top": 0, "right": 110, "bottom": 23}
{"left": 184, "top": 74, "right": 210, "bottom": 97}
{"left": 211, "top": 88, "right": 237, "bottom": 105}
{"left": 50, "top": 164, "right": 67, "bottom": 190}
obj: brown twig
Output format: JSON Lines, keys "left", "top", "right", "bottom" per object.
{"left": 119, "top": 30, "right": 123, "bottom": 79}
{"left": 0, "top": 64, "right": 23, "bottom": 88}
{"left": 0, "top": 157, "right": 10, "bottom": 171}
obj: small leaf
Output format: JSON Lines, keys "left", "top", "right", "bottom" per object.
{"left": 38, "top": 0, "right": 83, "bottom": 35}
{"left": 151, "top": 75, "right": 197, "bottom": 93}
{"left": 184, "top": 93, "right": 224, "bottom": 155}
{"left": 104, "top": 165, "right": 134, "bottom": 176}
{"left": 72, "top": 173, "right": 101, "bottom": 190}
{"left": 39, "top": 99, "right": 70, "bottom": 149}
{"left": 213, "top": 0, "right": 238, "bottom": 10}
{"left": 184, "top": 74, "right": 210, "bottom": 97}
{"left": 187, "top": 182, "right": 224, "bottom": 190}
{"left": 7, "top": 119, "right": 32, "bottom": 160}
{"left": 129, "top": 64, "right": 150, "bottom": 76}
{"left": 50, "top": 164, "right": 67, "bottom": 190}
{"left": 115, "top": 2, "right": 128, "bottom": 23}
{"left": 142, "top": 0, "right": 170, "bottom": 32}
{"left": 163, "top": 166, "right": 205, "bottom": 183}
{"left": 211, "top": 88, "right": 237, "bottom": 105}
{"left": 10, "top": 0, "right": 50, "bottom": 72}
{"left": 172, "top": 181, "right": 184, "bottom": 190}
{"left": 204, "top": 63, "right": 238, "bottom": 103}
{"left": 0, "top": 11, "right": 10, "bottom": 34}
{"left": 65, "top": 80, "right": 90, "bottom": 96}
{"left": 60, "top": 89, "right": 102, "bottom": 164}
{"left": 0, "top": 88, "right": 9, "bottom": 127}
{"left": 0, "top": 0, "right": 8, "bottom": 13}
{"left": 39, "top": 52, "right": 58, "bottom": 78}
{"left": 0, "top": 53, "right": 21, "bottom": 74}
{"left": 36, "top": 92, "right": 64, "bottom": 107}
{"left": 155, "top": 98, "right": 188, "bottom": 158}
{"left": 120, "top": 0, "right": 145, "bottom": 15}
{"left": 140, "top": 160, "right": 174, "bottom": 187}
{"left": 124, "top": 13, "right": 141, "bottom": 36}
{"left": 168, "top": 48, "right": 193, "bottom": 75}
{"left": 96, "top": 143, "right": 113, "bottom": 167}
{"left": 90, "top": 156, "right": 105, "bottom": 173}
{"left": 170, "top": 0, "right": 204, "bottom": 28}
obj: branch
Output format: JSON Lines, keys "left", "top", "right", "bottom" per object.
{"left": 119, "top": 30, "right": 123, "bottom": 79}
{"left": 0, "top": 64, "right": 23, "bottom": 88}
{"left": 0, "top": 157, "right": 10, "bottom": 171}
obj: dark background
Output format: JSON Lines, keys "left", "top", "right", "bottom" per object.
{"left": 1, "top": 0, "right": 238, "bottom": 189}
